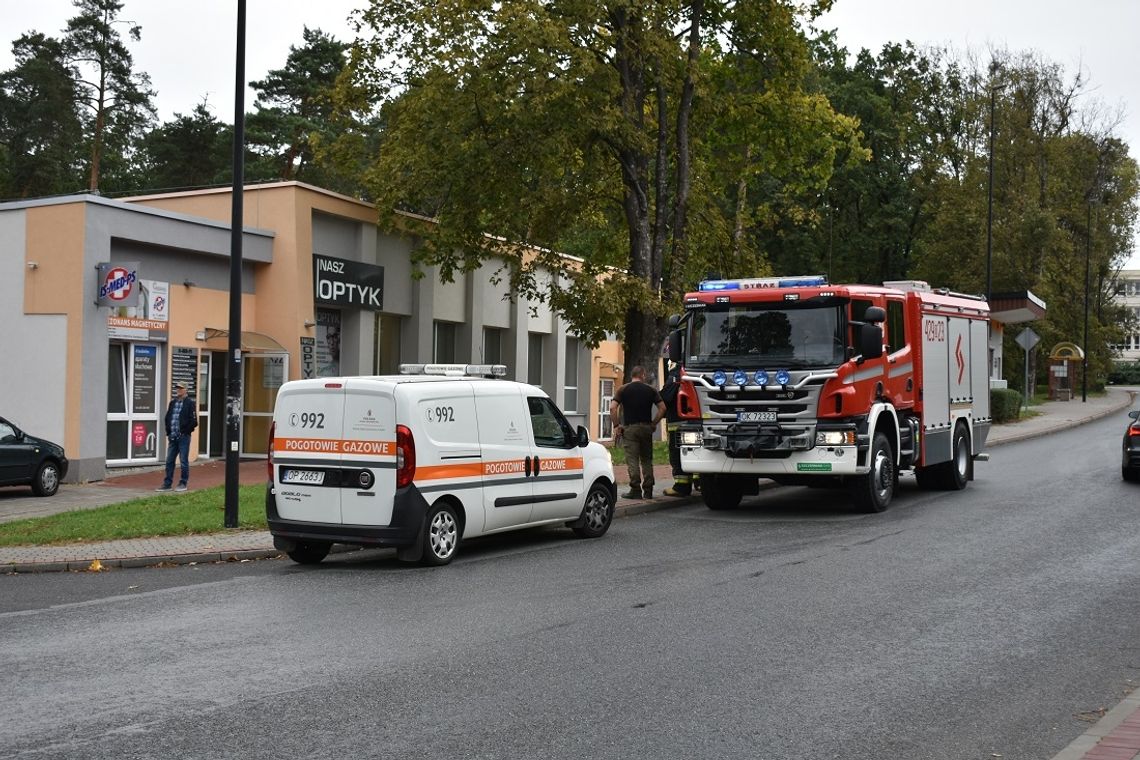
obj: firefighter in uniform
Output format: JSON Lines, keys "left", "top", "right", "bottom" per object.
{"left": 660, "top": 362, "right": 694, "bottom": 497}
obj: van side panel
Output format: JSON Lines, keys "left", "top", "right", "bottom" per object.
{"left": 272, "top": 382, "right": 346, "bottom": 524}
{"left": 405, "top": 384, "right": 485, "bottom": 535}
{"left": 474, "top": 384, "right": 534, "bottom": 533}
{"left": 340, "top": 381, "right": 397, "bottom": 526}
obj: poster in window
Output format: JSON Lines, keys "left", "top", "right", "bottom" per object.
{"left": 316, "top": 309, "right": 341, "bottom": 377}
{"left": 131, "top": 420, "right": 158, "bottom": 459}
{"left": 132, "top": 345, "right": 157, "bottom": 414}
{"left": 262, "top": 356, "right": 285, "bottom": 388}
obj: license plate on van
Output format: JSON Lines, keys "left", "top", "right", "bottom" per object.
{"left": 281, "top": 469, "right": 325, "bottom": 485}
{"left": 737, "top": 411, "right": 777, "bottom": 423}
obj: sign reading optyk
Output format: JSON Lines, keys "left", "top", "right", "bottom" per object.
{"left": 313, "top": 254, "right": 384, "bottom": 310}
{"left": 96, "top": 262, "right": 140, "bottom": 307}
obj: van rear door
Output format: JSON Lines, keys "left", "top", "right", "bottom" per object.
{"left": 272, "top": 380, "right": 345, "bottom": 524}
{"left": 341, "top": 379, "right": 398, "bottom": 526}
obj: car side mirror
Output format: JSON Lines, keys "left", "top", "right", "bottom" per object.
{"left": 576, "top": 425, "right": 590, "bottom": 447}
{"left": 1129, "top": 410, "right": 1139, "bottom": 420}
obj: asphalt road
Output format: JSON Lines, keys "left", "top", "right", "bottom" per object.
{"left": 2, "top": 414, "right": 1138, "bottom": 760}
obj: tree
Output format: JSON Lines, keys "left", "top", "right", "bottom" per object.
{"left": 247, "top": 27, "right": 353, "bottom": 188}
{"left": 139, "top": 102, "right": 233, "bottom": 190}
{"left": 0, "top": 33, "right": 84, "bottom": 197}
{"left": 344, "top": 0, "right": 860, "bottom": 375}
{"left": 62, "top": 0, "right": 154, "bottom": 192}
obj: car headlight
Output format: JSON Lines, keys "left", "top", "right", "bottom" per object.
{"left": 681, "top": 431, "right": 702, "bottom": 446}
{"left": 816, "top": 431, "right": 855, "bottom": 446}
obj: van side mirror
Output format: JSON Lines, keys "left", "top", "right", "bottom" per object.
{"left": 576, "top": 425, "right": 590, "bottom": 447}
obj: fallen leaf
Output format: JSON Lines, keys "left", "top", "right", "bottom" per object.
{"left": 88, "top": 559, "right": 104, "bottom": 572}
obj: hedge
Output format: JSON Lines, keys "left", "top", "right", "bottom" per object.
{"left": 991, "top": 388, "right": 1023, "bottom": 423}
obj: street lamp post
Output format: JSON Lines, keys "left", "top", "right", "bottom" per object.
{"left": 1082, "top": 200, "right": 1091, "bottom": 403}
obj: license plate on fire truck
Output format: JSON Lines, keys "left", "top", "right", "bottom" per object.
{"left": 737, "top": 411, "right": 777, "bottom": 423}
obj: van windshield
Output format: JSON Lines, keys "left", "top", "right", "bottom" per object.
{"left": 687, "top": 303, "right": 845, "bottom": 369}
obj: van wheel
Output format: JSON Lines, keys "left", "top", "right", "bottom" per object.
{"left": 850, "top": 431, "right": 895, "bottom": 513}
{"left": 572, "top": 482, "right": 615, "bottom": 538}
{"left": 31, "top": 461, "right": 61, "bottom": 497}
{"left": 422, "top": 501, "right": 460, "bottom": 566}
{"left": 287, "top": 542, "right": 331, "bottom": 565}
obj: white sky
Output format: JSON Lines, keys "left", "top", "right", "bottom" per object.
{"left": 3, "top": 0, "right": 1137, "bottom": 266}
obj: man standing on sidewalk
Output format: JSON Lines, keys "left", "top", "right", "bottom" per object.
{"left": 610, "top": 365, "right": 666, "bottom": 499}
{"left": 157, "top": 381, "right": 197, "bottom": 492}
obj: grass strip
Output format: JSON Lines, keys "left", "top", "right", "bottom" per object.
{"left": 606, "top": 440, "right": 670, "bottom": 466}
{"left": 0, "top": 485, "right": 267, "bottom": 547}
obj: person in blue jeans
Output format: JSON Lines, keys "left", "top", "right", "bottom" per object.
{"left": 157, "top": 382, "right": 197, "bottom": 492}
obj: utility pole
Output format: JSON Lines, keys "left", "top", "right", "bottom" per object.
{"left": 224, "top": 0, "right": 247, "bottom": 528}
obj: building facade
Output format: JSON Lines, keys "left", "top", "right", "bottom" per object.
{"left": 0, "top": 182, "right": 622, "bottom": 482}
{"left": 1113, "top": 268, "right": 1140, "bottom": 363}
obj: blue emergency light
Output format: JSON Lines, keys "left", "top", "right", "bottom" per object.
{"left": 697, "top": 275, "right": 827, "bottom": 292}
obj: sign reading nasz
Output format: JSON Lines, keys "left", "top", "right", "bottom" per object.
{"left": 313, "top": 254, "right": 384, "bottom": 310}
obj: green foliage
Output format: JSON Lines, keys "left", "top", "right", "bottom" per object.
{"left": 0, "top": 485, "right": 266, "bottom": 546}
{"left": 0, "top": 33, "right": 85, "bottom": 197}
{"left": 607, "top": 440, "right": 670, "bottom": 467}
{"left": 139, "top": 102, "right": 232, "bottom": 190}
{"left": 341, "top": 0, "right": 859, "bottom": 368}
{"left": 991, "top": 388, "right": 1023, "bottom": 422}
{"left": 1108, "top": 362, "right": 1140, "bottom": 385}
{"left": 62, "top": 0, "right": 156, "bottom": 192}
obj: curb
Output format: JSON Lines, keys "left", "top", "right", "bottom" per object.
{"left": 988, "top": 391, "right": 1135, "bottom": 447}
{"left": 1048, "top": 689, "right": 1140, "bottom": 760}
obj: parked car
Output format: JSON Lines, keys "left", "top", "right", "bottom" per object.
{"left": 0, "top": 416, "right": 69, "bottom": 496}
{"left": 1123, "top": 409, "right": 1140, "bottom": 483}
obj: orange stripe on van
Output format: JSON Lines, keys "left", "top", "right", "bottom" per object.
{"left": 416, "top": 462, "right": 485, "bottom": 481}
{"left": 536, "top": 457, "right": 584, "bottom": 472}
{"left": 274, "top": 438, "right": 396, "bottom": 456}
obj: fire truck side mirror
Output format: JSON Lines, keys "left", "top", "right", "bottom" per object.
{"left": 859, "top": 324, "right": 884, "bottom": 360}
{"left": 863, "top": 306, "right": 886, "bottom": 323}
{"left": 668, "top": 330, "right": 683, "bottom": 364}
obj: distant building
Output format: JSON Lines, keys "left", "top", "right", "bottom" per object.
{"left": 1112, "top": 268, "right": 1140, "bottom": 363}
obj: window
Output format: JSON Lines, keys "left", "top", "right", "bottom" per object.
{"left": 564, "top": 337, "right": 579, "bottom": 411}
{"left": 483, "top": 327, "right": 504, "bottom": 365}
{"left": 527, "top": 396, "right": 574, "bottom": 448}
{"left": 0, "top": 420, "right": 15, "bottom": 443}
{"left": 886, "top": 299, "right": 906, "bottom": 354}
{"left": 527, "top": 333, "right": 544, "bottom": 386}
{"left": 433, "top": 321, "right": 457, "bottom": 363}
{"left": 373, "top": 314, "right": 402, "bottom": 375}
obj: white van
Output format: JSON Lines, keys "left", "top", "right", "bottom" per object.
{"left": 266, "top": 364, "right": 617, "bottom": 566}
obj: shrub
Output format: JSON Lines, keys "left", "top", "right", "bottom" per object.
{"left": 991, "top": 388, "right": 1023, "bottom": 422}
{"left": 1108, "top": 362, "right": 1140, "bottom": 385}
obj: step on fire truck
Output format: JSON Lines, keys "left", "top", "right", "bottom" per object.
{"left": 666, "top": 275, "right": 991, "bottom": 512}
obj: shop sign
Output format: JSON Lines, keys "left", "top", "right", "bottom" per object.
{"left": 96, "top": 262, "right": 140, "bottom": 307}
{"left": 108, "top": 279, "right": 170, "bottom": 342}
{"left": 171, "top": 347, "right": 198, "bottom": 397}
{"left": 300, "top": 337, "right": 315, "bottom": 379}
{"left": 313, "top": 254, "right": 384, "bottom": 310}
{"left": 132, "top": 345, "right": 158, "bottom": 414}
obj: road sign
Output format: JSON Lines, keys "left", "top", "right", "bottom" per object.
{"left": 1015, "top": 327, "right": 1040, "bottom": 351}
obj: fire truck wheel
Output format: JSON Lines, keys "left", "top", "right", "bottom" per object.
{"left": 850, "top": 431, "right": 895, "bottom": 513}
{"left": 286, "top": 541, "right": 331, "bottom": 565}
{"left": 702, "top": 475, "right": 743, "bottom": 511}
{"left": 918, "top": 423, "right": 971, "bottom": 491}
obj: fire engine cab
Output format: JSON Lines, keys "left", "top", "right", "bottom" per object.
{"left": 666, "top": 275, "right": 991, "bottom": 512}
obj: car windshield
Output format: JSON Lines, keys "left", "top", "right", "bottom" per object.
{"left": 687, "top": 303, "right": 845, "bottom": 369}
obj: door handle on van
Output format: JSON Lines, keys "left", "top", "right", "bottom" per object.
{"left": 534, "top": 456, "right": 541, "bottom": 475}
{"left": 525, "top": 456, "right": 532, "bottom": 477}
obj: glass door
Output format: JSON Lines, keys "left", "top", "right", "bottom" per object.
{"left": 197, "top": 353, "right": 211, "bottom": 457}
{"left": 598, "top": 378, "right": 615, "bottom": 441}
{"left": 106, "top": 342, "right": 162, "bottom": 465}
{"left": 240, "top": 353, "right": 287, "bottom": 456}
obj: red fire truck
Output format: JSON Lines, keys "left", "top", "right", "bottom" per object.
{"left": 666, "top": 275, "right": 991, "bottom": 512}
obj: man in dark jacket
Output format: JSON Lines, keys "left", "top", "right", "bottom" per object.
{"left": 157, "top": 381, "right": 197, "bottom": 492}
